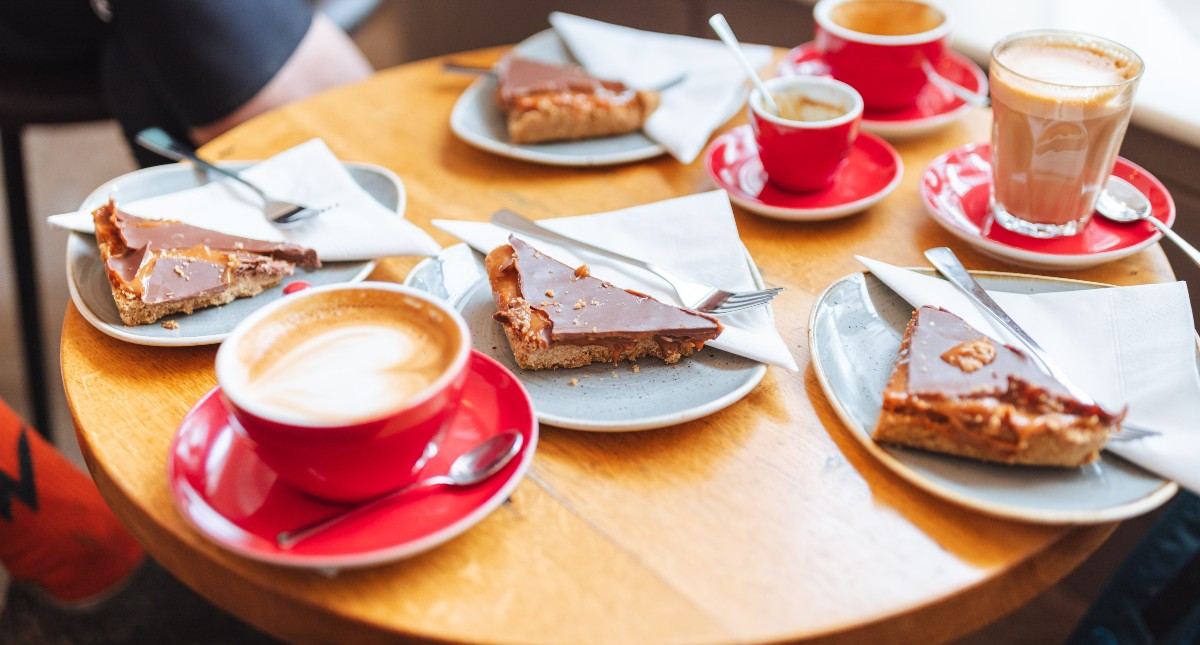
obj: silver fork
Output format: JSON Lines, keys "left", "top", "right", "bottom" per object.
{"left": 490, "top": 209, "right": 782, "bottom": 316}
{"left": 135, "top": 127, "right": 334, "bottom": 225}
{"left": 923, "top": 247, "right": 1159, "bottom": 442}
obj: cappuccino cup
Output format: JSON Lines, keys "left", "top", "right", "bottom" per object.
{"left": 989, "top": 30, "right": 1143, "bottom": 238}
{"left": 749, "top": 76, "right": 863, "bottom": 192}
{"left": 813, "top": 0, "right": 952, "bottom": 111}
{"left": 215, "top": 282, "right": 471, "bottom": 502}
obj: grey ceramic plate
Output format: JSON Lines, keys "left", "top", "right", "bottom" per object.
{"left": 449, "top": 30, "right": 665, "bottom": 167}
{"left": 68, "top": 161, "right": 403, "bottom": 346}
{"left": 405, "top": 244, "right": 768, "bottom": 431}
{"left": 808, "top": 270, "right": 1179, "bottom": 524}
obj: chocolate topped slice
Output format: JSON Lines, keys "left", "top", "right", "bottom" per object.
{"left": 485, "top": 235, "right": 721, "bottom": 369}
{"left": 92, "top": 200, "right": 319, "bottom": 326}
{"left": 873, "top": 306, "right": 1121, "bottom": 467}
{"left": 493, "top": 56, "right": 660, "bottom": 145}
{"left": 496, "top": 56, "right": 631, "bottom": 107}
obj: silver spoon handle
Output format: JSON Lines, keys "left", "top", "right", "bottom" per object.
{"left": 134, "top": 127, "right": 269, "bottom": 201}
{"left": 1148, "top": 218, "right": 1200, "bottom": 268}
{"left": 923, "top": 247, "right": 1097, "bottom": 406}
{"left": 275, "top": 476, "right": 450, "bottom": 550}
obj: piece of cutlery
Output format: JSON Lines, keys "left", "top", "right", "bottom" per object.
{"left": 489, "top": 209, "right": 781, "bottom": 316}
{"left": 709, "top": 14, "right": 781, "bottom": 115}
{"left": 134, "top": 127, "right": 333, "bottom": 225}
{"left": 442, "top": 62, "right": 688, "bottom": 92}
{"left": 921, "top": 60, "right": 990, "bottom": 107}
{"left": 923, "top": 246, "right": 1159, "bottom": 441}
{"left": 1095, "top": 176, "right": 1200, "bottom": 268}
{"left": 276, "top": 431, "right": 523, "bottom": 550}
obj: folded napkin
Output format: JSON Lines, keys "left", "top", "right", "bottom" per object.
{"left": 48, "top": 139, "right": 440, "bottom": 262}
{"left": 860, "top": 256, "right": 1200, "bottom": 494}
{"left": 549, "top": 12, "right": 772, "bottom": 164}
{"left": 433, "top": 190, "right": 797, "bottom": 371}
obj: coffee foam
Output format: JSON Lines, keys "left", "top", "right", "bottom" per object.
{"left": 231, "top": 290, "right": 459, "bottom": 425}
{"left": 991, "top": 36, "right": 1140, "bottom": 119}
{"left": 999, "top": 41, "right": 1135, "bottom": 88}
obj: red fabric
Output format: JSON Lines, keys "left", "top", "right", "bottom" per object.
{"left": 0, "top": 399, "right": 143, "bottom": 602}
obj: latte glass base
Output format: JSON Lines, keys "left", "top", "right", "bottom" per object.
{"left": 992, "top": 203, "right": 1089, "bottom": 238}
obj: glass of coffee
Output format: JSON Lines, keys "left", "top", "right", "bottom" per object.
{"left": 989, "top": 30, "right": 1144, "bottom": 238}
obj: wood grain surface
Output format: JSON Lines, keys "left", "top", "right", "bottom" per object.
{"left": 62, "top": 47, "right": 1177, "bottom": 645}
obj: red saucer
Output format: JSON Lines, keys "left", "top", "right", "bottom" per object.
{"left": 921, "top": 142, "right": 1176, "bottom": 270}
{"left": 167, "top": 350, "right": 537, "bottom": 569}
{"left": 777, "top": 42, "right": 987, "bottom": 139}
{"left": 706, "top": 124, "right": 902, "bottom": 221}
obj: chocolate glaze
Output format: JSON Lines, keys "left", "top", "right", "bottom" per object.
{"left": 93, "top": 200, "right": 315, "bottom": 302}
{"left": 903, "top": 306, "right": 1062, "bottom": 397}
{"left": 496, "top": 56, "right": 631, "bottom": 107}
{"left": 489, "top": 236, "right": 721, "bottom": 354}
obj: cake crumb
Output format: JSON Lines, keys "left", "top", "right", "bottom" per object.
{"left": 591, "top": 326, "right": 598, "bottom": 333}
{"left": 568, "top": 377, "right": 579, "bottom": 387}
{"left": 161, "top": 320, "right": 180, "bottom": 330}
{"left": 545, "top": 289, "right": 555, "bottom": 297}
{"left": 574, "top": 299, "right": 586, "bottom": 310}
{"left": 632, "top": 363, "right": 640, "bottom": 373}
{"left": 574, "top": 264, "right": 590, "bottom": 279}
{"left": 611, "top": 371, "right": 619, "bottom": 379}
{"left": 590, "top": 299, "right": 602, "bottom": 307}
{"left": 173, "top": 265, "right": 185, "bottom": 277}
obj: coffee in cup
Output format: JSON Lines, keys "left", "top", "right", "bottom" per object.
{"left": 813, "top": 0, "right": 952, "bottom": 111}
{"left": 989, "top": 30, "right": 1143, "bottom": 238}
{"left": 216, "top": 283, "right": 472, "bottom": 502}
{"left": 748, "top": 76, "right": 863, "bottom": 193}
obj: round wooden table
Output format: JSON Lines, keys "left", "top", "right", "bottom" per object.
{"left": 63, "top": 48, "right": 1177, "bottom": 645}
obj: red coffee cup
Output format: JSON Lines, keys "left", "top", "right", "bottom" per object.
{"left": 748, "top": 76, "right": 863, "bottom": 193}
{"left": 215, "top": 282, "right": 472, "bottom": 502}
{"left": 813, "top": 0, "right": 952, "bottom": 112}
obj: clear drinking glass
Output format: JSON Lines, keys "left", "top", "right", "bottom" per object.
{"left": 989, "top": 30, "right": 1143, "bottom": 238}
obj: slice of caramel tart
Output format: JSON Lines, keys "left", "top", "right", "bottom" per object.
{"left": 873, "top": 306, "right": 1123, "bottom": 467}
{"left": 485, "top": 236, "right": 722, "bottom": 369}
{"left": 92, "top": 199, "right": 319, "bottom": 326}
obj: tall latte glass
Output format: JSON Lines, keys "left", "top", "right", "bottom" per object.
{"left": 990, "top": 30, "right": 1143, "bottom": 238}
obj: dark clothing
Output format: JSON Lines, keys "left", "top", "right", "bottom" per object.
{"left": 0, "top": 0, "right": 312, "bottom": 166}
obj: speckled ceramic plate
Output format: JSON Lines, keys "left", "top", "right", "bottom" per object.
{"left": 67, "top": 161, "right": 402, "bottom": 346}
{"left": 808, "top": 270, "right": 1178, "bottom": 524}
{"left": 405, "top": 244, "right": 767, "bottom": 431}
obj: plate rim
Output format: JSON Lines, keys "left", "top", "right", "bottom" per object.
{"left": 447, "top": 29, "right": 666, "bottom": 167}
{"left": 777, "top": 42, "right": 986, "bottom": 138}
{"left": 406, "top": 243, "right": 769, "bottom": 432}
{"left": 920, "top": 142, "right": 1178, "bottom": 270}
{"left": 807, "top": 268, "right": 1180, "bottom": 524}
{"left": 67, "top": 160, "right": 401, "bottom": 346}
{"left": 166, "top": 350, "right": 539, "bottom": 569}
{"left": 708, "top": 126, "right": 904, "bottom": 221}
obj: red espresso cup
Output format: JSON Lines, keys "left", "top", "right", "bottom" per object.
{"left": 748, "top": 76, "right": 863, "bottom": 193}
{"left": 215, "top": 282, "right": 472, "bottom": 503}
{"left": 813, "top": 0, "right": 952, "bottom": 112}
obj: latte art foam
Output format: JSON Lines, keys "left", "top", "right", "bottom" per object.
{"left": 245, "top": 324, "right": 443, "bottom": 423}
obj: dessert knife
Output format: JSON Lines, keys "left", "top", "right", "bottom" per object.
{"left": 923, "top": 246, "right": 1158, "bottom": 441}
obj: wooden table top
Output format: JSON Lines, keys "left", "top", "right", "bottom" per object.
{"left": 63, "top": 47, "right": 1178, "bottom": 645}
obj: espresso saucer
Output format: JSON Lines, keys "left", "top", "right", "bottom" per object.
{"left": 167, "top": 350, "right": 537, "bottom": 570}
{"left": 705, "top": 124, "right": 902, "bottom": 221}
{"left": 921, "top": 142, "right": 1177, "bottom": 270}
{"left": 776, "top": 42, "right": 987, "bottom": 140}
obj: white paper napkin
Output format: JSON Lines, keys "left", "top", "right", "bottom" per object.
{"left": 48, "top": 139, "right": 441, "bottom": 262}
{"left": 860, "top": 256, "right": 1200, "bottom": 494}
{"left": 549, "top": 12, "right": 772, "bottom": 164}
{"left": 433, "top": 190, "right": 797, "bottom": 371}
